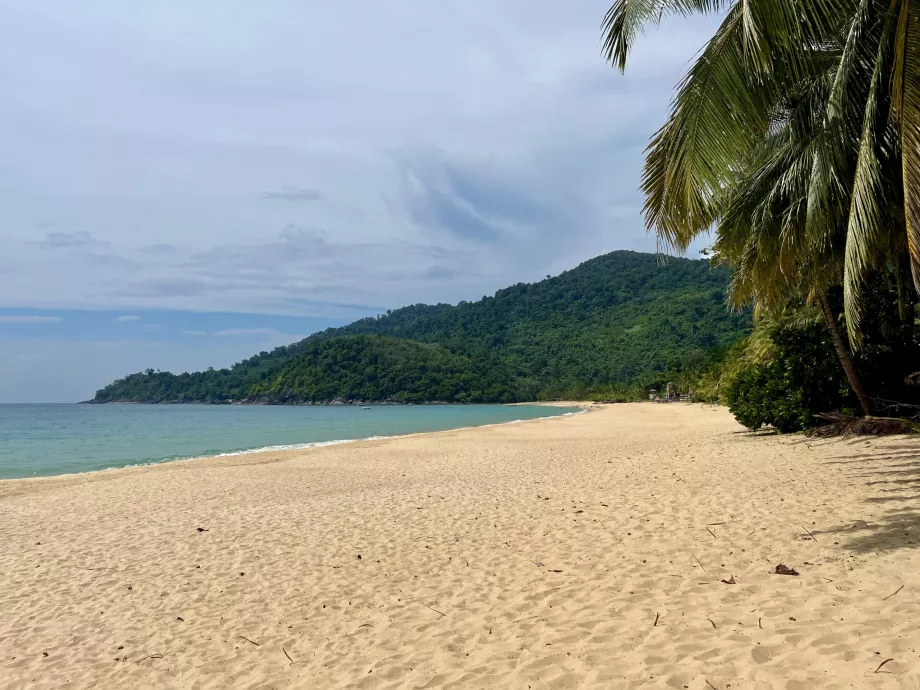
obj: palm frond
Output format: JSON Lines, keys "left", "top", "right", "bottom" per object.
{"left": 901, "top": 0, "right": 920, "bottom": 292}
{"left": 717, "top": 71, "right": 844, "bottom": 310}
{"left": 843, "top": 7, "right": 900, "bottom": 343}
{"left": 808, "top": 411, "right": 919, "bottom": 437}
{"left": 602, "top": 0, "right": 730, "bottom": 73}
{"left": 890, "top": 0, "right": 910, "bottom": 124}
{"left": 643, "top": 6, "right": 774, "bottom": 250}
{"left": 638, "top": 1, "right": 855, "bottom": 252}
{"left": 806, "top": 0, "right": 878, "bottom": 252}
{"left": 603, "top": 0, "right": 918, "bottom": 348}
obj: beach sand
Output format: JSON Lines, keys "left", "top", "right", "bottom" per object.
{"left": 1, "top": 404, "right": 919, "bottom": 689}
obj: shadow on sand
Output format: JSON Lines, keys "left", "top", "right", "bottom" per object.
{"left": 812, "top": 438, "right": 920, "bottom": 553}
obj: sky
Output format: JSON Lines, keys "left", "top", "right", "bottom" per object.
{"left": 0, "top": 1, "right": 719, "bottom": 402}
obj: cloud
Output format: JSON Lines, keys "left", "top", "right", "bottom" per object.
{"left": 397, "top": 149, "right": 562, "bottom": 245}
{"left": 112, "top": 224, "right": 477, "bottom": 315}
{"left": 0, "top": 1, "right": 717, "bottom": 320}
{"left": 80, "top": 253, "right": 144, "bottom": 271}
{"left": 0, "top": 315, "right": 63, "bottom": 324}
{"left": 0, "top": 2, "right": 725, "bottom": 402}
{"left": 139, "top": 244, "right": 179, "bottom": 256}
{"left": 422, "top": 263, "right": 479, "bottom": 280}
{"left": 394, "top": 143, "right": 634, "bottom": 275}
{"left": 115, "top": 315, "right": 141, "bottom": 322}
{"left": 183, "top": 330, "right": 207, "bottom": 336}
{"left": 213, "top": 328, "right": 281, "bottom": 337}
{"left": 35, "top": 231, "right": 110, "bottom": 251}
{"left": 262, "top": 186, "right": 323, "bottom": 201}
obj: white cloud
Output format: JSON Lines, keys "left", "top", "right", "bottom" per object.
{"left": 0, "top": 315, "right": 62, "bottom": 324}
{"left": 183, "top": 330, "right": 207, "bottom": 336}
{"left": 213, "top": 328, "right": 280, "bottom": 337}
{"left": 0, "top": 1, "right": 717, "bottom": 316}
{"left": 115, "top": 314, "right": 141, "bottom": 321}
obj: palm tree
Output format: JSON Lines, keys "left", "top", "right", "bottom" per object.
{"left": 602, "top": 0, "right": 919, "bottom": 329}
{"left": 711, "top": 64, "right": 874, "bottom": 413}
{"left": 603, "top": 0, "right": 920, "bottom": 413}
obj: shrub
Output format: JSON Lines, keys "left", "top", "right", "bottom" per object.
{"left": 724, "top": 324, "right": 854, "bottom": 433}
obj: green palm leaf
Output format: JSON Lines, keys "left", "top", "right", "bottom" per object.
{"left": 843, "top": 5, "right": 900, "bottom": 339}
{"left": 605, "top": 0, "right": 918, "bottom": 347}
{"left": 902, "top": 1, "right": 920, "bottom": 291}
{"left": 602, "top": 0, "right": 730, "bottom": 73}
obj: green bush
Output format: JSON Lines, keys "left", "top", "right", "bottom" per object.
{"left": 724, "top": 324, "right": 854, "bottom": 433}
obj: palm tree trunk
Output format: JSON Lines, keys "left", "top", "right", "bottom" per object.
{"left": 816, "top": 291, "right": 871, "bottom": 416}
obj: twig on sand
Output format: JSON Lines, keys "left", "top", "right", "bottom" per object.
{"left": 706, "top": 680, "right": 720, "bottom": 690}
{"left": 690, "top": 551, "right": 707, "bottom": 572}
{"left": 512, "top": 615, "right": 539, "bottom": 624}
{"left": 420, "top": 603, "right": 446, "bottom": 618}
{"left": 883, "top": 585, "right": 904, "bottom": 601}
{"left": 135, "top": 653, "right": 164, "bottom": 663}
{"left": 653, "top": 612, "right": 660, "bottom": 627}
{"left": 758, "top": 617, "right": 763, "bottom": 629}
{"left": 875, "top": 658, "right": 894, "bottom": 673}
{"left": 707, "top": 618, "right": 717, "bottom": 629}
{"left": 283, "top": 647, "right": 294, "bottom": 664}
{"left": 239, "top": 636, "right": 261, "bottom": 646}
{"left": 706, "top": 526, "right": 717, "bottom": 539}
{"left": 801, "top": 525, "right": 818, "bottom": 542}
{"left": 707, "top": 522, "right": 727, "bottom": 526}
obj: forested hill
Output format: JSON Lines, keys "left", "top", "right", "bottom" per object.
{"left": 91, "top": 251, "right": 751, "bottom": 404}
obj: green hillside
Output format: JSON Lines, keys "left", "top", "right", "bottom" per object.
{"left": 92, "top": 251, "right": 751, "bottom": 404}
{"left": 96, "top": 336, "right": 517, "bottom": 404}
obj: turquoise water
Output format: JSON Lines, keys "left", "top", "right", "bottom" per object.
{"left": 0, "top": 404, "right": 577, "bottom": 480}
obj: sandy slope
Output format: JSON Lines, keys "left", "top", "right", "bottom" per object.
{"left": 1, "top": 404, "right": 919, "bottom": 689}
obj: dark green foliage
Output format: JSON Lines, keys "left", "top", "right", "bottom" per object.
{"left": 256, "top": 336, "right": 521, "bottom": 403}
{"left": 846, "top": 277, "right": 920, "bottom": 418}
{"left": 96, "top": 336, "right": 517, "bottom": 404}
{"left": 92, "top": 251, "right": 751, "bottom": 404}
{"left": 725, "top": 324, "right": 857, "bottom": 433}
{"left": 720, "top": 278, "right": 920, "bottom": 433}
{"left": 306, "top": 251, "right": 746, "bottom": 389}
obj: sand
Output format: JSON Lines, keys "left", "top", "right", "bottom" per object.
{"left": 1, "top": 404, "right": 919, "bottom": 689}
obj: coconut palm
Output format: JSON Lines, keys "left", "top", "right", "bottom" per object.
{"left": 602, "top": 0, "right": 920, "bottom": 414}
{"left": 602, "top": 0, "right": 920, "bottom": 337}
{"left": 711, "top": 64, "right": 875, "bottom": 413}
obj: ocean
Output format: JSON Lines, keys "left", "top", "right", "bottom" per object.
{"left": 0, "top": 403, "right": 578, "bottom": 480}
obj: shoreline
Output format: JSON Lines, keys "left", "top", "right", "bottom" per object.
{"left": 4, "top": 403, "right": 918, "bottom": 688}
{"left": 0, "top": 402, "right": 589, "bottom": 486}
